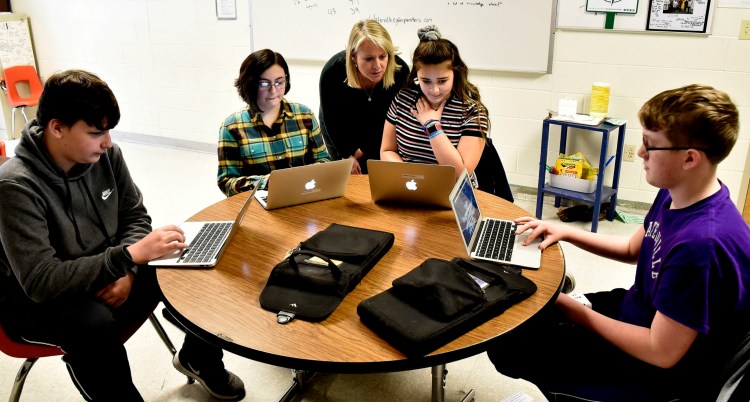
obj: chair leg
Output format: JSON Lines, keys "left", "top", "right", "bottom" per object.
{"left": 10, "top": 108, "right": 16, "bottom": 140}
{"left": 19, "top": 107, "right": 29, "bottom": 124}
{"left": 148, "top": 313, "right": 194, "bottom": 384}
{"left": 149, "top": 313, "right": 177, "bottom": 356}
{"left": 9, "top": 357, "right": 38, "bottom": 402}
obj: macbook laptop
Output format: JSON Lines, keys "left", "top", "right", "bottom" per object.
{"left": 255, "top": 159, "right": 353, "bottom": 210}
{"left": 449, "top": 169, "right": 542, "bottom": 269}
{"left": 367, "top": 160, "right": 455, "bottom": 209}
{"left": 148, "top": 186, "right": 257, "bottom": 268}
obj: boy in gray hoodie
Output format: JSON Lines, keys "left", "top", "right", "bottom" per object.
{"left": 0, "top": 70, "right": 245, "bottom": 401}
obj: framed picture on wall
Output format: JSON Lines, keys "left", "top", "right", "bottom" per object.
{"left": 646, "top": 0, "right": 712, "bottom": 32}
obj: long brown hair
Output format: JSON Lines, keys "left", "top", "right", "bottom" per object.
{"left": 408, "top": 26, "right": 489, "bottom": 136}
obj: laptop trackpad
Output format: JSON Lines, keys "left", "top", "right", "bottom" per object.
{"left": 512, "top": 233, "right": 542, "bottom": 269}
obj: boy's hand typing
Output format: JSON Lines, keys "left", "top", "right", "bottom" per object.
{"left": 514, "top": 216, "right": 573, "bottom": 250}
{"left": 127, "top": 225, "right": 188, "bottom": 264}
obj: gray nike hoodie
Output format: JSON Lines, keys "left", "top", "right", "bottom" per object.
{"left": 0, "top": 120, "right": 151, "bottom": 307}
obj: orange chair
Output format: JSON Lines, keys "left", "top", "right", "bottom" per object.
{"left": 1, "top": 65, "right": 43, "bottom": 139}
{"left": 0, "top": 313, "right": 182, "bottom": 402}
{"left": 0, "top": 139, "right": 5, "bottom": 157}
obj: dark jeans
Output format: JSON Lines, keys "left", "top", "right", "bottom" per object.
{"left": 487, "top": 289, "right": 681, "bottom": 402}
{"left": 1, "top": 267, "right": 222, "bottom": 402}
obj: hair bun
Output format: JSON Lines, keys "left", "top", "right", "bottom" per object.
{"left": 417, "top": 25, "right": 441, "bottom": 41}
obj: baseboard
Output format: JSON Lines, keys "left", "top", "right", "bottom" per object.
{"left": 111, "top": 130, "right": 215, "bottom": 154}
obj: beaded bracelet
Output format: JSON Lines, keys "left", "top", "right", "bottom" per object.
{"left": 428, "top": 129, "right": 444, "bottom": 140}
{"left": 423, "top": 119, "right": 440, "bottom": 129}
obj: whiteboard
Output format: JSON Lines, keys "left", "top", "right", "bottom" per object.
{"left": 557, "top": 0, "right": 715, "bottom": 32}
{"left": 250, "top": 0, "right": 556, "bottom": 73}
{"left": 0, "top": 16, "right": 35, "bottom": 69}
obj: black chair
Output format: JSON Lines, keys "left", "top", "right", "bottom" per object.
{"left": 317, "top": 107, "right": 339, "bottom": 160}
{"left": 716, "top": 328, "right": 750, "bottom": 402}
{"left": 474, "top": 137, "right": 514, "bottom": 203}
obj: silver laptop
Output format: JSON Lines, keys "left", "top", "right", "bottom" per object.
{"left": 367, "top": 160, "right": 455, "bottom": 209}
{"left": 450, "top": 169, "right": 542, "bottom": 269}
{"left": 148, "top": 186, "right": 257, "bottom": 268}
{"left": 255, "top": 159, "right": 353, "bottom": 210}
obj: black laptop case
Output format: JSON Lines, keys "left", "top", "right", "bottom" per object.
{"left": 357, "top": 257, "right": 536, "bottom": 357}
{"left": 260, "top": 223, "right": 394, "bottom": 323}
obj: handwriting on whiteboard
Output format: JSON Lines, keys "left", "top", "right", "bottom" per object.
{"left": 0, "top": 19, "right": 36, "bottom": 69}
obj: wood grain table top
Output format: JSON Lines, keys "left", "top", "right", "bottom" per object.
{"left": 157, "top": 175, "right": 565, "bottom": 373}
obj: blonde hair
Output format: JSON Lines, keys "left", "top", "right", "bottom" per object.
{"left": 345, "top": 20, "right": 401, "bottom": 89}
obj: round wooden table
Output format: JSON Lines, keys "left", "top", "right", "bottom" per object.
{"left": 157, "top": 175, "right": 565, "bottom": 399}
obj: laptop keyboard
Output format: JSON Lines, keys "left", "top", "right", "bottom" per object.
{"left": 475, "top": 219, "right": 515, "bottom": 262}
{"left": 179, "top": 222, "right": 232, "bottom": 264}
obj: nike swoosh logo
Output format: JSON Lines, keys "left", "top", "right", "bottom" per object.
{"left": 187, "top": 361, "right": 200, "bottom": 375}
{"left": 101, "top": 189, "right": 113, "bottom": 200}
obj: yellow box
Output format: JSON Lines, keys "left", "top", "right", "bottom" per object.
{"left": 555, "top": 156, "right": 583, "bottom": 178}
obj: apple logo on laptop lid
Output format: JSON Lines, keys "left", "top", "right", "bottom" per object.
{"left": 304, "top": 179, "right": 316, "bottom": 191}
{"left": 405, "top": 179, "right": 418, "bottom": 191}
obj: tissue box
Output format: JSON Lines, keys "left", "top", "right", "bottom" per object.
{"left": 549, "top": 174, "right": 596, "bottom": 193}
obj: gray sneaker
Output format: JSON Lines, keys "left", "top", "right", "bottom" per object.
{"left": 562, "top": 273, "right": 576, "bottom": 294}
{"left": 172, "top": 351, "right": 245, "bottom": 400}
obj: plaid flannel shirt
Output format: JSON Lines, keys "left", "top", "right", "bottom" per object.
{"left": 217, "top": 99, "right": 331, "bottom": 197}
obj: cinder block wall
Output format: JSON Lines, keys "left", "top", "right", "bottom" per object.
{"left": 4, "top": 0, "right": 749, "bottom": 206}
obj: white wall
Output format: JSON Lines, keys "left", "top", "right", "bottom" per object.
{"left": 4, "top": 0, "right": 750, "bottom": 206}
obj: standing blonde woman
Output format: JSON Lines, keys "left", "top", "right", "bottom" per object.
{"left": 319, "top": 20, "right": 410, "bottom": 174}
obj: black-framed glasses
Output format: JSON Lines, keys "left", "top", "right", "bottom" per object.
{"left": 258, "top": 79, "right": 286, "bottom": 91}
{"left": 644, "top": 146, "right": 709, "bottom": 153}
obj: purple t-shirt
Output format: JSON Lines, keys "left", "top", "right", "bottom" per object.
{"left": 619, "top": 183, "right": 750, "bottom": 390}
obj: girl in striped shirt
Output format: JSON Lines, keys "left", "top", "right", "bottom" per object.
{"left": 381, "top": 25, "right": 488, "bottom": 180}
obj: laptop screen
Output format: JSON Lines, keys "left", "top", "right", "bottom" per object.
{"left": 451, "top": 173, "right": 481, "bottom": 248}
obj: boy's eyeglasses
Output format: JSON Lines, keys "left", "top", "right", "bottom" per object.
{"left": 644, "top": 146, "right": 709, "bottom": 153}
{"left": 258, "top": 79, "right": 286, "bottom": 91}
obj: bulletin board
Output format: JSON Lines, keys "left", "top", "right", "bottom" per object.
{"left": 250, "top": 0, "right": 557, "bottom": 73}
{"left": 556, "top": 0, "right": 716, "bottom": 32}
{"left": 0, "top": 13, "right": 38, "bottom": 139}
{"left": 0, "top": 14, "right": 36, "bottom": 69}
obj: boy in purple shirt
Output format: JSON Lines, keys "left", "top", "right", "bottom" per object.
{"left": 488, "top": 84, "right": 750, "bottom": 401}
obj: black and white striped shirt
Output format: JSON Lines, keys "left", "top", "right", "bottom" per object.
{"left": 385, "top": 87, "right": 488, "bottom": 165}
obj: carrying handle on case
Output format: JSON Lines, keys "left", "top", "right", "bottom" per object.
{"left": 288, "top": 250, "right": 342, "bottom": 277}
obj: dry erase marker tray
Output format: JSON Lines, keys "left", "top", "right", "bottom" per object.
{"left": 548, "top": 174, "right": 596, "bottom": 193}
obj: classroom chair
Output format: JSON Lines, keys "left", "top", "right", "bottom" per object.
{"left": 0, "top": 313, "right": 184, "bottom": 402}
{"left": 474, "top": 137, "right": 514, "bottom": 203}
{"left": 0, "top": 139, "right": 5, "bottom": 157}
{"left": 0, "top": 65, "right": 43, "bottom": 139}
{"left": 716, "top": 328, "right": 750, "bottom": 402}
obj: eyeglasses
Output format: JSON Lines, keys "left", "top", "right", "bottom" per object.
{"left": 644, "top": 146, "right": 709, "bottom": 153}
{"left": 258, "top": 79, "right": 286, "bottom": 91}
